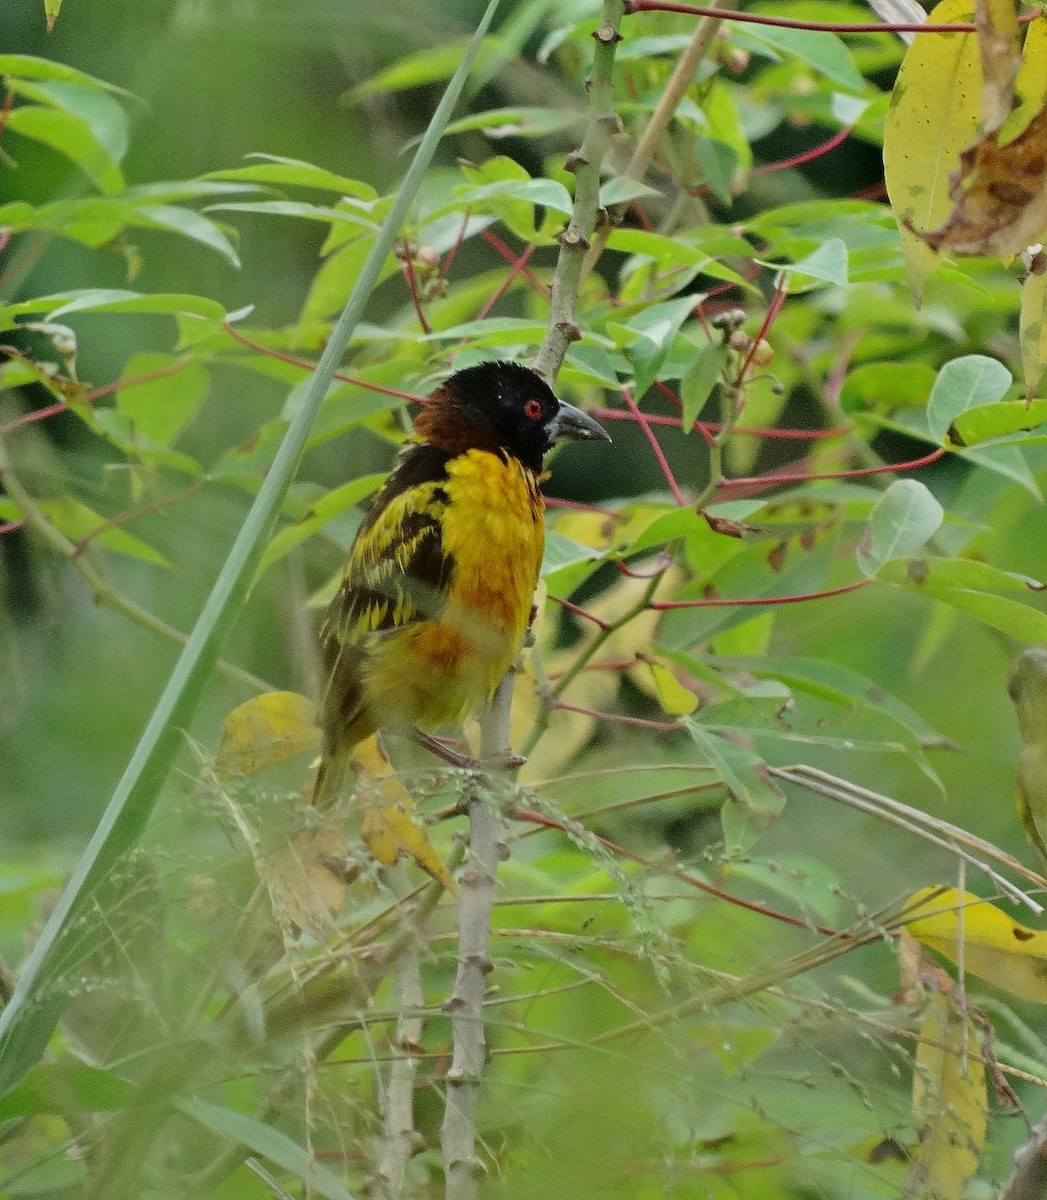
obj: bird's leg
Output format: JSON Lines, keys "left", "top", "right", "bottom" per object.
{"left": 410, "top": 730, "right": 526, "bottom": 772}
{"left": 411, "top": 730, "right": 480, "bottom": 770}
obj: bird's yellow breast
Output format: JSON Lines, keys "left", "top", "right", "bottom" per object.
{"left": 362, "top": 448, "right": 544, "bottom": 730}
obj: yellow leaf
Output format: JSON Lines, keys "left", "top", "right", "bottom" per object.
{"left": 908, "top": 990, "right": 987, "bottom": 1200}
{"left": 215, "top": 691, "right": 320, "bottom": 780}
{"left": 1019, "top": 264, "right": 1047, "bottom": 393}
{"left": 904, "top": 886, "right": 1047, "bottom": 1004}
{"left": 646, "top": 658, "right": 698, "bottom": 716}
{"left": 362, "top": 802, "right": 458, "bottom": 893}
{"left": 357, "top": 760, "right": 457, "bottom": 893}
{"left": 910, "top": 101, "right": 1047, "bottom": 259}
{"left": 883, "top": 0, "right": 982, "bottom": 299}
{"left": 998, "top": 14, "right": 1047, "bottom": 145}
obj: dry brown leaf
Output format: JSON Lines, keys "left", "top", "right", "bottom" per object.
{"left": 908, "top": 990, "right": 988, "bottom": 1200}
{"left": 975, "top": 0, "right": 1021, "bottom": 133}
{"left": 266, "top": 821, "right": 349, "bottom": 939}
{"left": 215, "top": 690, "right": 320, "bottom": 780}
{"left": 910, "top": 100, "right": 1047, "bottom": 258}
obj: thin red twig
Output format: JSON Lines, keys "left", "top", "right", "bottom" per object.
{"left": 549, "top": 595, "right": 611, "bottom": 631}
{"left": 625, "top": 0, "right": 1037, "bottom": 34}
{"left": 621, "top": 387, "right": 687, "bottom": 505}
{"left": 513, "top": 807, "right": 842, "bottom": 938}
{"left": 754, "top": 125, "right": 855, "bottom": 175}
{"left": 475, "top": 242, "right": 537, "bottom": 321}
{"left": 0, "top": 519, "right": 24, "bottom": 535}
{"left": 551, "top": 700, "right": 678, "bottom": 731}
{"left": 0, "top": 401, "right": 68, "bottom": 435}
{"left": 615, "top": 552, "right": 672, "bottom": 579}
{"left": 650, "top": 578, "right": 873, "bottom": 609}
{"left": 221, "top": 324, "right": 424, "bottom": 403}
{"left": 71, "top": 480, "right": 207, "bottom": 557}
{"left": 736, "top": 276, "right": 787, "bottom": 388}
{"left": 398, "top": 244, "right": 433, "bottom": 335}
{"left": 591, "top": 405, "right": 844, "bottom": 441}
{"left": 720, "top": 445, "right": 946, "bottom": 491}
{"left": 436, "top": 209, "right": 471, "bottom": 289}
{"left": 480, "top": 229, "right": 548, "bottom": 295}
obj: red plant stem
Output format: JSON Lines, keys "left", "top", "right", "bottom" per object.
{"left": 398, "top": 246, "right": 432, "bottom": 335}
{"left": 0, "top": 401, "right": 67, "bottom": 435}
{"left": 736, "top": 275, "right": 787, "bottom": 388}
{"left": 480, "top": 229, "right": 548, "bottom": 295}
{"left": 82, "top": 360, "right": 193, "bottom": 403}
{"left": 0, "top": 357, "right": 195, "bottom": 435}
{"left": 71, "top": 480, "right": 206, "bottom": 557}
{"left": 624, "top": 0, "right": 1037, "bottom": 34}
{"left": 475, "top": 242, "right": 537, "bottom": 321}
{"left": 550, "top": 700, "right": 678, "bottom": 731}
{"left": 436, "top": 209, "right": 471, "bottom": 289}
{"left": 549, "top": 595, "right": 611, "bottom": 631}
{"left": 591, "top": 405, "right": 844, "bottom": 441}
{"left": 650, "top": 578, "right": 872, "bottom": 609}
{"left": 513, "top": 807, "right": 842, "bottom": 938}
{"left": 0, "top": 519, "right": 24, "bottom": 535}
{"left": 544, "top": 495, "right": 623, "bottom": 518}
{"left": 221, "top": 324, "right": 423, "bottom": 403}
{"left": 754, "top": 125, "right": 854, "bottom": 175}
{"left": 720, "top": 445, "right": 946, "bottom": 491}
{"left": 615, "top": 552, "right": 672, "bottom": 579}
{"left": 621, "top": 387, "right": 687, "bottom": 505}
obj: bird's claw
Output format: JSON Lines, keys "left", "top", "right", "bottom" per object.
{"left": 410, "top": 730, "right": 526, "bottom": 772}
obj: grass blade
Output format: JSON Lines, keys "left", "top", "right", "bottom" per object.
{"left": 0, "top": 0, "right": 500, "bottom": 1094}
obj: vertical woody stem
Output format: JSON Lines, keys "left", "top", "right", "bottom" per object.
{"left": 441, "top": 6, "right": 627, "bottom": 1195}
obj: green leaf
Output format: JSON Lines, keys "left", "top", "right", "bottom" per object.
{"left": 5, "top": 106, "right": 124, "bottom": 193}
{"left": 743, "top": 24, "right": 865, "bottom": 92}
{"left": 345, "top": 35, "right": 502, "bottom": 102}
{"left": 205, "top": 200, "right": 376, "bottom": 230}
{"left": 442, "top": 105, "right": 584, "bottom": 139}
{"left": 15, "top": 289, "right": 226, "bottom": 324}
{"left": 901, "top": 587, "right": 1047, "bottom": 642}
{"left": 621, "top": 295, "right": 700, "bottom": 396}
{"left": 137, "top": 205, "right": 241, "bottom": 268}
{"left": 0, "top": 0, "right": 501, "bottom": 1097}
{"left": 694, "top": 138, "right": 738, "bottom": 206}
{"left": 682, "top": 718, "right": 786, "bottom": 854}
{"left": 206, "top": 153, "right": 377, "bottom": 198}
{"left": 10, "top": 78, "right": 128, "bottom": 159}
{"left": 598, "top": 177, "right": 664, "bottom": 207}
{"left": 0, "top": 1062, "right": 131, "bottom": 1119}
{"left": 253, "top": 474, "right": 384, "bottom": 583}
{"left": 116, "top": 353, "right": 210, "bottom": 444}
{"left": 681, "top": 341, "right": 728, "bottom": 431}
{"left": 949, "top": 398, "right": 1047, "bottom": 447}
{"left": 856, "top": 480, "right": 943, "bottom": 576}
{"left": 41, "top": 497, "right": 171, "bottom": 568}
{"left": 758, "top": 238, "right": 848, "bottom": 287}
{"left": 876, "top": 556, "right": 1045, "bottom": 594}
{"left": 0, "top": 54, "right": 131, "bottom": 96}
{"left": 926, "top": 355, "right": 1012, "bottom": 444}
{"left": 178, "top": 1100, "right": 359, "bottom": 1200}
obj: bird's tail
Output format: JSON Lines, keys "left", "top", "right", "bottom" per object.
{"left": 311, "top": 735, "right": 391, "bottom": 809}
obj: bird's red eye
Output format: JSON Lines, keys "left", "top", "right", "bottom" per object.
{"left": 524, "top": 398, "right": 543, "bottom": 420}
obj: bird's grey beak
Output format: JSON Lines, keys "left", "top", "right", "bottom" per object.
{"left": 549, "top": 400, "right": 611, "bottom": 444}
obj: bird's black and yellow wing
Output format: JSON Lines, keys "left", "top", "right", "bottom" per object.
{"left": 315, "top": 442, "right": 455, "bottom": 800}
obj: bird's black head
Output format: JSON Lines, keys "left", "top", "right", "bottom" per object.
{"left": 415, "top": 360, "right": 610, "bottom": 473}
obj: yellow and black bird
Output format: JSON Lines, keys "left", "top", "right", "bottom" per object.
{"left": 313, "top": 360, "right": 610, "bottom": 807}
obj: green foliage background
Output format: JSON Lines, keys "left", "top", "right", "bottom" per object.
{"left": 2, "top": 0, "right": 1047, "bottom": 1196}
